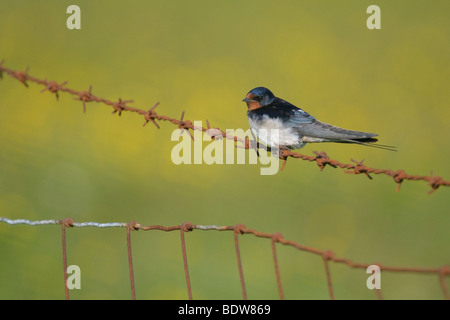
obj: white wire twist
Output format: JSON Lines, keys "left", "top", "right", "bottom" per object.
{"left": 0, "top": 217, "right": 126, "bottom": 228}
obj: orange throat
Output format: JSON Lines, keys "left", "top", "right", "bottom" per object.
{"left": 246, "top": 100, "right": 261, "bottom": 111}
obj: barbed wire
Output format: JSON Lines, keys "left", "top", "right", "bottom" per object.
{"left": 0, "top": 61, "right": 449, "bottom": 194}
{"left": 0, "top": 217, "right": 448, "bottom": 300}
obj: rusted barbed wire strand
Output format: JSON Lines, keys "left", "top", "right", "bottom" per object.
{"left": 1, "top": 217, "right": 448, "bottom": 300}
{"left": 1, "top": 62, "right": 449, "bottom": 194}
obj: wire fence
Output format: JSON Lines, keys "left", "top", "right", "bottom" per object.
{"left": 0, "top": 62, "right": 449, "bottom": 299}
{"left": 0, "top": 217, "right": 448, "bottom": 300}
{"left": 1, "top": 61, "right": 449, "bottom": 194}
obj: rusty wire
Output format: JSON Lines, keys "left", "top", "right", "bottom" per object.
{"left": 61, "top": 218, "right": 72, "bottom": 300}
{"left": 126, "top": 222, "right": 136, "bottom": 300}
{"left": 180, "top": 222, "right": 193, "bottom": 300}
{"left": 0, "top": 62, "right": 449, "bottom": 194}
{"left": 0, "top": 217, "right": 448, "bottom": 300}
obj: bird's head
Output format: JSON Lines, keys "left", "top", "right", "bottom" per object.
{"left": 243, "top": 87, "right": 275, "bottom": 110}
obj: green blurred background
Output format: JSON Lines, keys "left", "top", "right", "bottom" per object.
{"left": 0, "top": 0, "right": 449, "bottom": 299}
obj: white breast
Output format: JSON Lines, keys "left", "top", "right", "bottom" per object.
{"left": 248, "top": 115, "right": 305, "bottom": 149}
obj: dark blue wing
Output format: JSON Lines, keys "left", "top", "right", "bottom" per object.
{"left": 247, "top": 97, "right": 316, "bottom": 124}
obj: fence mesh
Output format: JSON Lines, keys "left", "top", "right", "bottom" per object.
{"left": 0, "top": 217, "right": 448, "bottom": 300}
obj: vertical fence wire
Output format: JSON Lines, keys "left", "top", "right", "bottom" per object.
{"left": 271, "top": 233, "right": 284, "bottom": 300}
{"left": 126, "top": 223, "right": 136, "bottom": 300}
{"left": 439, "top": 266, "right": 450, "bottom": 300}
{"left": 180, "top": 222, "right": 193, "bottom": 300}
{"left": 60, "top": 218, "right": 74, "bottom": 300}
{"left": 61, "top": 221, "right": 69, "bottom": 300}
{"left": 322, "top": 251, "right": 335, "bottom": 300}
{"left": 374, "top": 289, "right": 383, "bottom": 300}
{"left": 233, "top": 225, "right": 247, "bottom": 300}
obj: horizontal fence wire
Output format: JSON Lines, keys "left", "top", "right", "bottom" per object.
{"left": 1, "top": 217, "right": 449, "bottom": 300}
{"left": 0, "top": 61, "right": 449, "bottom": 194}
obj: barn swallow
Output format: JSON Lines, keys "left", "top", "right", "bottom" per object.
{"left": 243, "top": 87, "right": 395, "bottom": 151}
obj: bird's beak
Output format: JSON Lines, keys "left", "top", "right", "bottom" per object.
{"left": 242, "top": 98, "right": 249, "bottom": 102}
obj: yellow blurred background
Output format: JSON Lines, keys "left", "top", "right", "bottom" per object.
{"left": 0, "top": 0, "right": 449, "bottom": 299}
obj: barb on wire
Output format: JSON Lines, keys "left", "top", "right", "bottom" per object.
{"left": 0, "top": 62, "right": 449, "bottom": 194}
{"left": 1, "top": 217, "right": 448, "bottom": 300}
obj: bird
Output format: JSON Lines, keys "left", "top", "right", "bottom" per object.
{"left": 243, "top": 87, "right": 396, "bottom": 151}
